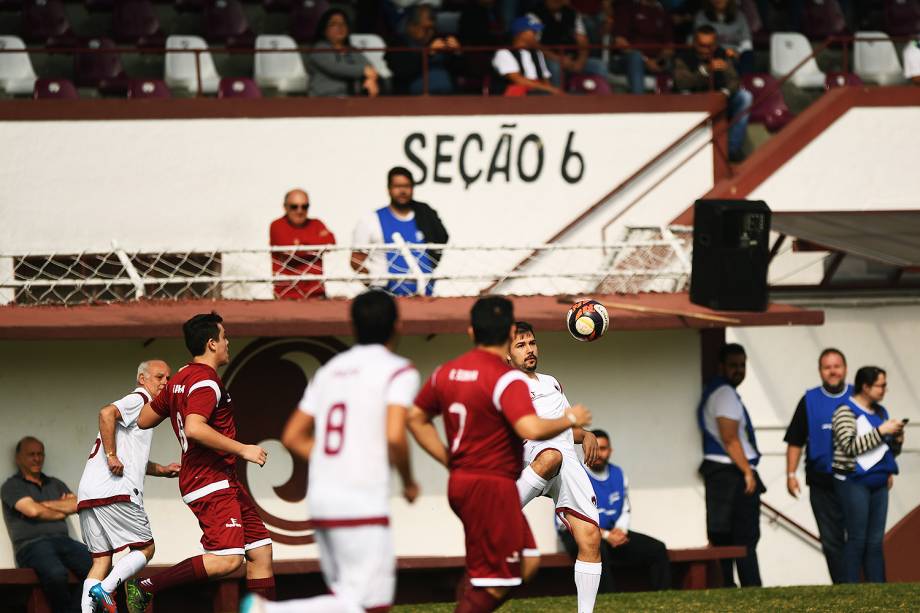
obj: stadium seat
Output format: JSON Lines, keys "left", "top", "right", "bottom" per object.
{"left": 742, "top": 73, "right": 793, "bottom": 132}
{"left": 113, "top": 0, "right": 165, "bottom": 46}
{"left": 769, "top": 32, "right": 826, "bottom": 88}
{"left": 33, "top": 77, "right": 78, "bottom": 98}
{"left": 883, "top": 0, "right": 920, "bottom": 37}
{"left": 0, "top": 36, "right": 38, "bottom": 96}
{"left": 21, "top": 0, "right": 75, "bottom": 45}
{"left": 74, "top": 37, "right": 130, "bottom": 94}
{"left": 567, "top": 74, "right": 611, "bottom": 95}
{"left": 289, "top": 0, "right": 329, "bottom": 43}
{"left": 802, "top": 0, "right": 847, "bottom": 40}
{"left": 824, "top": 71, "right": 864, "bottom": 89}
{"left": 349, "top": 33, "right": 392, "bottom": 79}
{"left": 854, "top": 31, "right": 906, "bottom": 85}
{"left": 218, "top": 76, "right": 261, "bottom": 97}
{"left": 127, "top": 78, "right": 172, "bottom": 97}
{"left": 164, "top": 35, "right": 220, "bottom": 94}
{"left": 204, "top": 0, "right": 255, "bottom": 47}
{"left": 254, "top": 34, "right": 308, "bottom": 94}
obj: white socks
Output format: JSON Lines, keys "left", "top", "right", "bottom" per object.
{"left": 517, "top": 465, "right": 548, "bottom": 507}
{"left": 573, "top": 559, "right": 602, "bottom": 613}
{"left": 263, "top": 595, "right": 356, "bottom": 612}
{"left": 102, "top": 550, "right": 149, "bottom": 593}
{"left": 81, "top": 579, "right": 100, "bottom": 613}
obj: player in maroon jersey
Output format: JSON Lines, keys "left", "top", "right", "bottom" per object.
{"left": 410, "top": 296, "right": 592, "bottom": 613}
{"left": 127, "top": 312, "right": 275, "bottom": 613}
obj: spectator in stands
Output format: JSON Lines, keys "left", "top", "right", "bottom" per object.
{"left": 673, "top": 24, "right": 752, "bottom": 162}
{"left": 350, "top": 167, "right": 449, "bottom": 296}
{"left": 694, "top": 0, "right": 754, "bottom": 74}
{"left": 784, "top": 348, "right": 851, "bottom": 584}
{"left": 597, "top": 0, "right": 648, "bottom": 94}
{"left": 559, "top": 429, "right": 671, "bottom": 592}
{"left": 269, "top": 188, "right": 336, "bottom": 299}
{"left": 1, "top": 436, "right": 91, "bottom": 613}
{"left": 385, "top": 4, "right": 460, "bottom": 95}
{"left": 308, "top": 9, "right": 380, "bottom": 97}
{"left": 531, "top": 0, "right": 610, "bottom": 91}
{"left": 492, "top": 15, "right": 565, "bottom": 95}
{"left": 458, "top": 0, "right": 505, "bottom": 90}
{"left": 660, "top": 0, "right": 700, "bottom": 44}
{"left": 612, "top": 0, "right": 674, "bottom": 81}
{"left": 832, "top": 366, "right": 904, "bottom": 583}
{"left": 697, "top": 343, "right": 764, "bottom": 587}
{"left": 904, "top": 38, "right": 920, "bottom": 85}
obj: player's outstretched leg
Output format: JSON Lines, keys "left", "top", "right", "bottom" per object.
{"left": 83, "top": 555, "right": 112, "bottom": 613}
{"left": 565, "top": 512, "right": 602, "bottom": 613}
{"left": 244, "top": 542, "right": 276, "bottom": 601}
{"left": 128, "top": 553, "right": 237, "bottom": 613}
{"left": 517, "top": 449, "right": 562, "bottom": 507}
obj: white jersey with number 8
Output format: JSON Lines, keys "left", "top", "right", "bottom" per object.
{"left": 298, "top": 344, "right": 419, "bottom": 523}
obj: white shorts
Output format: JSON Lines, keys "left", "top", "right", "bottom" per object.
{"left": 523, "top": 440, "right": 600, "bottom": 530}
{"left": 79, "top": 502, "right": 154, "bottom": 557}
{"left": 315, "top": 524, "right": 395, "bottom": 612}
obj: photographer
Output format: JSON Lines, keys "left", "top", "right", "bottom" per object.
{"left": 673, "top": 24, "right": 752, "bottom": 162}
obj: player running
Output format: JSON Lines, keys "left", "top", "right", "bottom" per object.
{"left": 509, "top": 322, "right": 603, "bottom": 613}
{"left": 241, "top": 289, "right": 420, "bottom": 613}
{"left": 77, "top": 360, "right": 181, "bottom": 613}
{"left": 130, "top": 312, "right": 275, "bottom": 612}
{"left": 409, "top": 296, "right": 592, "bottom": 613}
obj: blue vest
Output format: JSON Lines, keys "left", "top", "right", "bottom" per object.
{"left": 842, "top": 398, "right": 899, "bottom": 487}
{"left": 585, "top": 464, "right": 626, "bottom": 531}
{"left": 375, "top": 207, "right": 435, "bottom": 296}
{"left": 804, "top": 384, "right": 853, "bottom": 475}
{"left": 697, "top": 376, "right": 760, "bottom": 466}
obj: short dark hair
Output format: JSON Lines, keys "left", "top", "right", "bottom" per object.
{"left": 696, "top": 24, "right": 718, "bottom": 37}
{"left": 854, "top": 366, "right": 886, "bottom": 395}
{"left": 514, "top": 321, "right": 535, "bottom": 337}
{"left": 471, "top": 296, "right": 514, "bottom": 346}
{"left": 388, "top": 166, "right": 414, "bottom": 187}
{"left": 183, "top": 312, "right": 223, "bottom": 357}
{"left": 591, "top": 429, "right": 610, "bottom": 442}
{"left": 719, "top": 343, "right": 746, "bottom": 364}
{"left": 352, "top": 290, "right": 398, "bottom": 345}
{"left": 15, "top": 436, "right": 41, "bottom": 454}
{"left": 818, "top": 348, "right": 846, "bottom": 366}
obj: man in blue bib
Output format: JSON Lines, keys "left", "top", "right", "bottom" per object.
{"left": 697, "top": 343, "right": 764, "bottom": 587}
{"left": 351, "top": 167, "right": 449, "bottom": 296}
{"left": 783, "top": 348, "right": 851, "bottom": 584}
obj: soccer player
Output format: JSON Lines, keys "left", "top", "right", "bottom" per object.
{"left": 509, "top": 321, "right": 603, "bottom": 613}
{"left": 241, "top": 290, "right": 420, "bottom": 613}
{"left": 130, "top": 312, "right": 275, "bottom": 612}
{"left": 409, "top": 296, "right": 592, "bottom": 613}
{"left": 77, "top": 359, "right": 181, "bottom": 613}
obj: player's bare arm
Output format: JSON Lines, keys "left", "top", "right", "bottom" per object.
{"left": 387, "top": 404, "right": 419, "bottom": 503}
{"left": 146, "top": 461, "right": 181, "bottom": 478}
{"left": 513, "top": 403, "right": 592, "bottom": 441}
{"left": 14, "top": 496, "right": 68, "bottom": 521}
{"left": 576, "top": 428, "right": 599, "bottom": 466}
{"left": 137, "top": 403, "right": 167, "bottom": 430}
{"left": 407, "top": 405, "right": 449, "bottom": 467}
{"left": 281, "top": 409, "right": 315, "bottom": 463}
{"left": 99, "top": 403, "right": 125, "bottom": 476}
{"left": 184, "top": 413, "right": 267, "bottom": 466}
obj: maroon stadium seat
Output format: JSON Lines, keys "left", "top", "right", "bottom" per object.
{"left": 655, "top": 73, "right": 674, "bottom": 94}
{"left": 567, "top": 74, "right": 611, "bottom": 95}
{"left": 218, "top": 76, "right": 261, "bottom": 97}
{"left": 74, "top": 37, "right": 130, "bottom": 94}
{"left": 802, "top": 0, "right": 848, "bottom": 40}
{"left": 824, "top": 71, "right": 864, "bottom": 89}
{"left": 128, "top": 78, "right": 172, "bottom": 97}
{"left": 33, "top": 77, "right": 78, "bottom": 98}
{"left": 21, "top": 0, "right": 75, "bottom": 45}
{"left": 113, "top": 0, "right": 165, "bottom": 46}
{"left": 742, "top": 73, "right": 793, "bottom": 132}
{"left": 289, "top": 0, "right": 329, "bottom": 43}
{"left": 204, "top": 0, "right": 255, "bottom": 47}
{"left": 884, "top": 0, "right": 920, "bottom": 37}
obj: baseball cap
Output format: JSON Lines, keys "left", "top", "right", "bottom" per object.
{"left": 510, "top": 14, "right": 544, "bottom": 36}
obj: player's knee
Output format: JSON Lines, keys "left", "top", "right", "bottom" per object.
{"left": 214, "top": 554, "right": 245, "bottom": 576}
{"left": 581, "top": 526, "right": 601, "bottom": 552}
{"left": 136, "top": 542, "right": 155, "bottom": 560}
{"left": 533, "top": 450, "right": 563, "bottom": 479}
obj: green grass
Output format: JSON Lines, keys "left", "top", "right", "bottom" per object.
{"left": 394, "top": 583, "right": 920, "bottom": 612}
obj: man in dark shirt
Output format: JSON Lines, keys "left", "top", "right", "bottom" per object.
{"left": 531, "top": 0, "right": 610, "bottom": 90}
{"left": 385, "top": 4, "right": 460, "bottom": 95}
{"left": 1, "top": 436, "right": 91, "bottom": 612}
{"left": 784, "top": 348, "right": 851, "bottom": 584}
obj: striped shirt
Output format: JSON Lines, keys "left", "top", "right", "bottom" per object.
{"left": 831, "top": 405, "right": 901, "bottom": 474}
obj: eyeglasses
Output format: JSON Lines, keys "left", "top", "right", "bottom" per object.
{"left": 286, "top": 204, "right": 309, "bottom": 211}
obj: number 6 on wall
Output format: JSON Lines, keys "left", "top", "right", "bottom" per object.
{"left": 448, "top": 402, "right": 467, "bottom": 453}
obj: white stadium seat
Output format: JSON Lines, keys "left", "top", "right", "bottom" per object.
{"left": 254, "top": 35, "right": 308, "bottom": 94}
{"left": 164, "top": 35, "right": 220, "bottom": 94}
{"left": 0, "top": 36, "right": 38, "bottom": 96}
{"left": 349, "top": 33, "right": 392, "bottom": 79}
{"left": 770, "top": 32, "right": 826, "bottom": 89}
{"left": 854, "top": 31, "right": 906, "bottom": 86}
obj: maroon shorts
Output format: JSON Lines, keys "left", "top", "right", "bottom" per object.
{"left": 448, "top": 471, "right": 538, "bottom": 588}
{"left": 185, "top": 483, "right": 271, "bottom": 555}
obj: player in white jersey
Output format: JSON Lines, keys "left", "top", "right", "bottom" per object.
{"left": 242, "top": 290, "right": 420, "bottom": 613}
{"left": 509, "top": 322, "right": 603, "bottom": 613}
{"left": 76, "top": 360, "right": 181, "bottom": 613}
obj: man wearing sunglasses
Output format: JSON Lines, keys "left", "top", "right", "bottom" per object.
{"left": 269, "top": 188, "right": 336, "bottom": 299}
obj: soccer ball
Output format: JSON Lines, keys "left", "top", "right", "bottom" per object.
{"left": 566, "top": 299, "right": 609, "bottom": 342}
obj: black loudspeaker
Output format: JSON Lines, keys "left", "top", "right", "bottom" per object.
{"left": 690, "top": 199, "right": 771, "bottom": 312}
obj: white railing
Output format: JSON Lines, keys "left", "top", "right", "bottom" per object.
{"left": 0, "top": 233, "right": 692, "bottom": 306}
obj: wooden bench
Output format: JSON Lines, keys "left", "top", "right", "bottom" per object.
{"left": 1, "top": 546, "right": 746, "bottom": 613}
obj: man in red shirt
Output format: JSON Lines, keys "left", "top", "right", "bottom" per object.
{"left": 409, "top": 296, "right": 592, "bottom": 612}
{"left": 269, "top": 188, "right": 336, "bottom": 299}
{"left": 129, "top": 312, "right": 275, "bottom": 612}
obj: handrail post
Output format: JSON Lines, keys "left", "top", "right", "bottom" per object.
{"left": 195, "top": 49, "right": 203, "bottom": 97}
{"left": 422, "top": 47, "right": 429, "bottom": 96}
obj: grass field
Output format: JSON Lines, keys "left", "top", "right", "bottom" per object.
{"left": 393, "top": 583, "right": 920, "bottom": 612}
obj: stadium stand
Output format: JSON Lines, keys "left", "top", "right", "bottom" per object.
{"left": 164, "top": 33, "right": 219, "bottom": 93}
{"left": 741, "top": 73, "right": 793, "bottom": 132}
{"left": 253, "top": 33, "right": 307, "bottom": 94}
{"left": 0, "top": 35, "right": 36, "bottom": 95}
{"left": 112, "top": 0, "right": 164, "bottom": 47}
{"left": 218, "top": 74, "right": 260, "bottom": 97}
{"left": 73, "top": 37, "right": 130, "bottom": 94}
{"left": 32, "top": 75, "right": 76, "bottom": 97}
{"left": 769, "top": 32, "right": 826, "bottom": 88}
{"left": 127, "top": 76, "right": 170, "bottom": 97}
{"left": 802, "top": 0, "right": 848, "bottom": 41}
{"left": 854, "top": 31, "right": 906, "bottom": 85}
{"left": 21, "top": 0, "right": 73, "bottom": 45}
